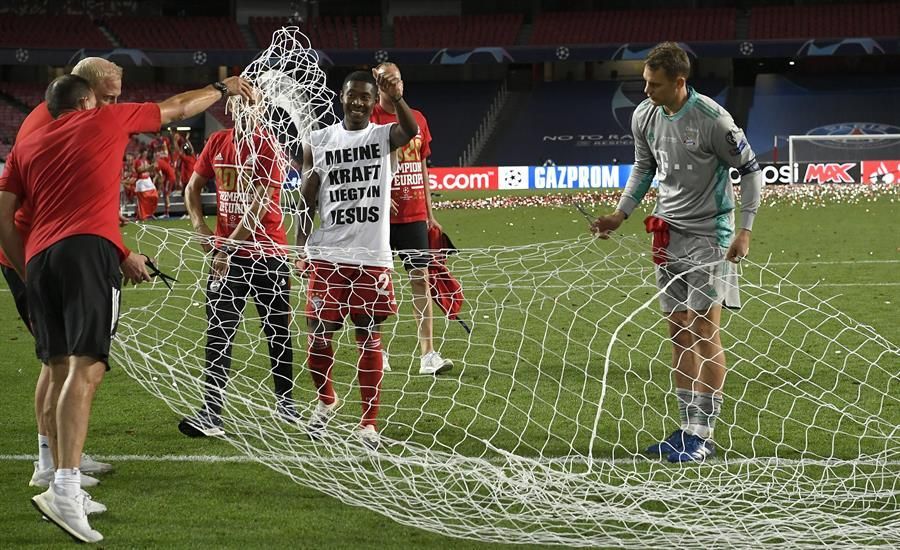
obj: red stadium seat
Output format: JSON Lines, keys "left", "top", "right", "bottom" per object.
{"left": 0, "top": 15, "right": 111, "bottom": 49}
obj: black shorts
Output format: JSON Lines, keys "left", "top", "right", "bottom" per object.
{"left": 26, "top": 235, "right": 122, "bottom": 365}
{"left": 389, "top": 221, "right": 432, "bottom": 271}
{"left": 1, "top": 264, "right": 31, "bottom": 335}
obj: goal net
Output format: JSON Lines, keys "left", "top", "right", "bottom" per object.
{"left": 789, "top": 133, "right": 900, "bottom": 184}
{"left": 111, "top": 29, "right": 899, "bottom": 548}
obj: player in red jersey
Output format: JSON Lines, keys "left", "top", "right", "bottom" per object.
{"left": 179, "top": 140, "right": 197, "bottom": 188}
{"left": 154, "top": 142, "right": 177, "bottom": 216}
{"left": 0, "top": 74, "right": 252, "bottom": 543}
{"left": 178, "top": 123, "right": 297, "bottom": 437}
{"left": 370, "top": 63, "right": 453, "bottom": 375}
{"left": 0, "top": 58, "right": 145, "bottom": 492}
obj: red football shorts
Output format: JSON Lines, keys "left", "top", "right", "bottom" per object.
{"left": 306, "top": 260, "right": 397, "bottom": 322}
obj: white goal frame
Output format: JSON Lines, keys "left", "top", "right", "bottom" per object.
{"left": 788, "top": 134, "right": 900, "bottom": 182}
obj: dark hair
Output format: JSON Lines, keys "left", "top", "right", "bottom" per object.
{"left": 45, "top": 74, "right": 92, "bottom": 118}
{"left": 645, "top": 42, "right": 691, "bottom": 80}
{"left": 342, "top": 70, "right": 377, "bottom": 91}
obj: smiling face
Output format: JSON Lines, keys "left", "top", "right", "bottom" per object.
{"left": 341, "top": 80, "right": 377, "bottom": 129}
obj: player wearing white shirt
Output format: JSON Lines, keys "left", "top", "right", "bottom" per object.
{"left": 296, "top": 69, "right": 418, "bottom": 450}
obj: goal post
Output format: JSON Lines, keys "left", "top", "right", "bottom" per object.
{"left": 789, "top": 133, "right": 900, "bottom": 183}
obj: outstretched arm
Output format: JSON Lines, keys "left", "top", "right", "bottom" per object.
{"left": 157, "top": 77, "right": 253, "bottom": 125}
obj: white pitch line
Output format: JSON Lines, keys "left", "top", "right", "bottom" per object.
{"left": 1, "top": 454, "right": 898, "bottom": 468}
{"left": 1, "top": 282, "right": 898, "bottom": 295}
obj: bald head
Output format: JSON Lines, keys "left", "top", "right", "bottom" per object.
{"left": 71, "top": 57, "right": 123, "bottom": 106}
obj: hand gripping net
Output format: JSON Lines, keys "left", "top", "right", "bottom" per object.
{"left": 112, "top": 29, "right": 900, "bottom": 548}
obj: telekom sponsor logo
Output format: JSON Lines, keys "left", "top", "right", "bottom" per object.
{"left": 860, "top": 161, "right": 900, "bottom": 184}
{"left": 428, "top": 167, "right": 498, "bottom": 190}
{"left": 803, "top": 163, "right": 856, "bottom": 183}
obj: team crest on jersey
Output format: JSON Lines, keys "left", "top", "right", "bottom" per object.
{"left": 682, "top": 127, "right": 699, "bottom": 147}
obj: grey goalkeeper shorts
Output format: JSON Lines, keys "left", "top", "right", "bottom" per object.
{"left": 654, "top": 229, "right": 741, "bottom": 314}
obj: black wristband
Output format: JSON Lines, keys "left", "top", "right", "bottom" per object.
{"left": 212, "top": 81, "right": 228, "bottom": 98}
{"left": 391, "top": 95, "right": 403, "bottom": 103}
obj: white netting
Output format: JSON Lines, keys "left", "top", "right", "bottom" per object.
{"left": 114, "top": 224, "right": 899, "bottom": 548}
{"left": 112, "top": 28, "right": 899, "bottom": 548}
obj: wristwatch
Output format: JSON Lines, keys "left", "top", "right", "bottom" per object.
{"left": 212, "top": 81, "right": 228, "bottom": 98}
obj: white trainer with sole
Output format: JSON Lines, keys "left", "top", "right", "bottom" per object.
{"left": 30, "top": 463, "right": 100, "bottom": 488}
{"left": 31, "top": 486, "right": 103, "bottom": 543}
{"left": 79, "top": 454, "right": 113, "bottom": 475}
{"left": 419, "top": 351, "right": 453, "bottom": 375}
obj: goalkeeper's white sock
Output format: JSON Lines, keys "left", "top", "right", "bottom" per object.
{"left": 676, "top": 389, "right": 692, "bottom": 430}
{"left": 38, "top": 434, "right": 53, "bottom": 470}
{"left": 686, "top": 392, "right": 723, "bottom": 440}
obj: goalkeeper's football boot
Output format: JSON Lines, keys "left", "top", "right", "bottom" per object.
{"left": 32, "top": 485, "right": 103, "bottom": 543}
{"left": 419, "top": 351, "right": 453, "bottom": 375}
{"left": 177, "top": 410, "right": 225, "bottom": 437}
{"left": 306, "top": 398, "right": 338, "bottom": 441}
{"left": 276, "top": 398, "right": 301, "bottom": 425}
{"left": 644, "top": 429, "right": 686, "bottom": 457}
{"left": 667, "top": 434, "right": 716, "bottom": 463}
{"left": 30, "top": 463, "right": 100, "bottom": 488}
{"left": 357, "top": 425, "right": 380, "bottom": 451}
{"left": 79, "top": 453, "right": 113, "bottom": 475}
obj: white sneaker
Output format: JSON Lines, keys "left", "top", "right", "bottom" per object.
{"left": 306, "top": 399, "right": 338, "bottom": 441}
{"left": 80, "top": 453, "right": 113, "bottom": 475}
{"left": 81, "top": 490, "right": 107, "bottom": 515}
{"left": 31, "top": 486, "right": 103, "bottom": 543}
{"left": 30, "top": 463, "right": 100, "bottom": 488}
{"left": 381, "top": 350, "right": 391, "bottom": 372}
{"left": 357, "top": 425, "right": 380, "bottom": 451}
{"left": 419, "top": 351, "right": 453, "bottom": 375}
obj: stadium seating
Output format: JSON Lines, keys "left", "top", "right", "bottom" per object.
{"left": 749, "top": 3, "right": 900, "bottom": 39}
{"left": 104, "top": 17, "right": 246, "bottom": 49}
{"left": 746, "top": 74, "right": 900, "bottom": 161}
{"left": 488, "top": 80, "right": 728, "bottom": 166}
{"left": 0, "top": 14, "right": 111, "bottom": 49}
{"left": 250, "top": 16, "right": 381, "bottom": 49}
{"left": 0, "top": 82, "right": 46, "bottom": 109}
{"left": 402, "top": 81, "right": 501, "bottom": 166}
{"left": 530, "top": 8, "right": 736, "bottom": 45}
{"left": 393, "top": 14, "right": 522, "bottom": 48}
{"left": 0, "top": 103, "right": 27, "bottom": 146}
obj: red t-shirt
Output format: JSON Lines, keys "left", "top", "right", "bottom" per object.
{"left": 0, "top": 103, "right": 161, "bottom": 264}
{"left": 370, "top": 103, "right": 432, "bottom": 224}
{"left": 194, "top": 128, "right": 287, "bottom": 255}
{"left": 180, "top": 154, "right": 196, "bottom": 182}
{"left": 0, "top": 102, "right": 53, "bottom": 268}
{"left": 133, "top": 157, "right": 151, "bottom": 179}
{"left": 156, "top": 157, "right": 175, "bottom": 182}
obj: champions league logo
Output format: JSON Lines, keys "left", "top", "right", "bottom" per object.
{"left": 806, "top": 123, "right": 900, "bottom": 149}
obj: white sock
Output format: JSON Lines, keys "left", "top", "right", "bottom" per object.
{"left": 54, "top": 468, "right": 81, "bottom": 498}
{"left": 38, "top": 434, "right": 53, "bottom": 470}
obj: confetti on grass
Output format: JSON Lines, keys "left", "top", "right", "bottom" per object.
{"left": 433, "top": 184, "right": 898, "bottom": 211}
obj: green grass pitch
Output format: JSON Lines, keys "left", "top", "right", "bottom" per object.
{"left": 0, "top": 189, "right": 897, "bottom": 548}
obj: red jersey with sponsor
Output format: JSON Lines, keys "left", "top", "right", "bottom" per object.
{"left": 0, "top": 102, "right": 53, "bottom": 268}
{"left": 194, "top": 128, "right": 287, "bottom": 255}
{"left": 133, "top": 157, "right": 151, "bottom": 178}
{"left": 0, "top": 103, "right": 161, "bottom": 264}
{"left": 370, "top": 103, "right": 432, "bottom": 224}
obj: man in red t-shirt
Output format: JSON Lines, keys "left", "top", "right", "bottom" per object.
{"left": 154, "top": 142, "right": 177, "bottom": 216}
{"left": 370, "top": 62, "right": 452, "bottom": 376}
{"left": 0, "top": 58, "right": 147, "bottom": 492}
{"left": 0, "top": 74, "right": 252, "bottom": 543}
{"left": 178, "top": 126, "right": 296, "bottom": 437}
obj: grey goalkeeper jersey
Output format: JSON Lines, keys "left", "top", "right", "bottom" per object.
{"left": 617, "top": 88, "right": 762, "bottom": 246}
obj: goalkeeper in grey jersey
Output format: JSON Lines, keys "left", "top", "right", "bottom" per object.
{"left": 592, "top": 42, "right": 762, "bottom": 463}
